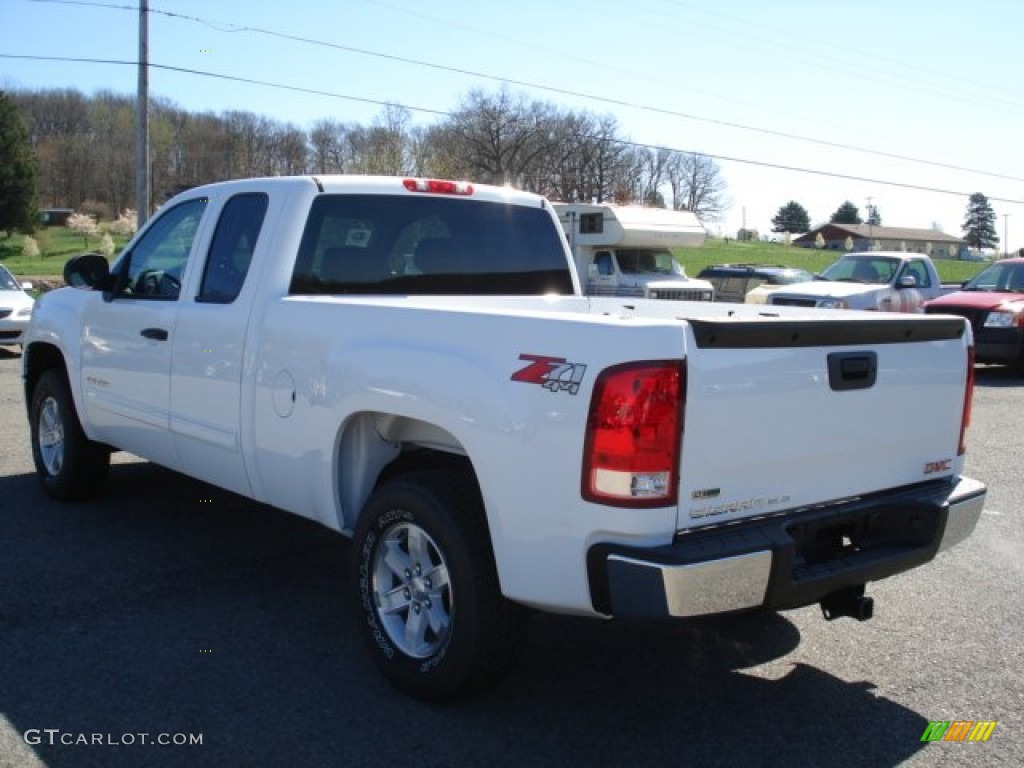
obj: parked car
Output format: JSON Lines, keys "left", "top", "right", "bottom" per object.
{"left": 0, "top": 264, "right": 34, "bottom": 349}
{"left": 924, "top": 257, "right": 1024, "bottom": 370}
{"left": 696, "top": 264, "right": 813, "bottom": 303}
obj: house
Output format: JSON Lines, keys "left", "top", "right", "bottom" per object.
{"left": 793, "top": 223, "right": 966, "bottom": 259}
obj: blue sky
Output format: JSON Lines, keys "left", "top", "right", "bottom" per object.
{"left": 2, "top": 0, "right": 1021, "bottom": 249}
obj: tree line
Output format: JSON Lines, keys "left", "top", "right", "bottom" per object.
{"left": 6, "top": 86, "right": 727, "bottom": 225}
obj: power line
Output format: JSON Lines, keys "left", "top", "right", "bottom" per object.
{"left": 0, "top": 54, "right": 449, "bottom": 117}
{"left": 617, "top": 0, "right": 1024, "bottom": 114}
{"left": 21, "top": 0, "right": 1024, "bottom": 186}
{"left": 4, "top": 53, "right": 1022, "bottom": 206}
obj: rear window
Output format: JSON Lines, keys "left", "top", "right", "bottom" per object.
{"left": 290, "top": 195, "right": 573, "bottom": 296}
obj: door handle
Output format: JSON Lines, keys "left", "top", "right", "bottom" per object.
{"left": 141, "top": 327, "right": 169, "bottom": 341}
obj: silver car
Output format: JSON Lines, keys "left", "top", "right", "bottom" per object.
{"left": 0, "top": 264, "right": 35, "bottom": 349}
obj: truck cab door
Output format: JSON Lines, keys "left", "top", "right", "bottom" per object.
{"left": 80, "top": 197, "right": 209, "bottom": 470}
{"left": 589, "top": 250, "right": 618, "bottom": 296}
{"left": 168, "top": 191, "right": 270, "bottom": 497}
{"left": 894, "top": 260, "right": 929, "bottom": 312}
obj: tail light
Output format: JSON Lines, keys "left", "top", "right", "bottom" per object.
{"left": 958, "top": 345, "right": 975, "bottom": 456}
{"left": 402, "top": 178, "right": 474, "bottom": 195}
{"left": 582, "top": 361, "right": 685, "bottom": 507}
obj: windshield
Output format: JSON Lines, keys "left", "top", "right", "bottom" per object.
{"left": 819, "top": 255, "right": 898, "bottom": 285}
{"left": 770, "top": 269, "right": 814, "bottom": 285}
{"left": 0, "top": 266, "right": 20, "bottom": 291}
{"left": 615, "top": 249, "right": 681, "bottom": 276}
{"left": 964, "top": 261, "right": 1024, "bottom": 293}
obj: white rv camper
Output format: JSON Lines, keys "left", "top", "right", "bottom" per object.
{"left": 554, "top": 203, "right": 713, "bottom": 301}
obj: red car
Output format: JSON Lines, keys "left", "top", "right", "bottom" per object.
{"left": 924, "top": 257, "right": 1024, "bottom": 370}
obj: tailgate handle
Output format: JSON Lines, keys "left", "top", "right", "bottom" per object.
{"left": 827, "top": 351, "right": 877, "bottom": 391}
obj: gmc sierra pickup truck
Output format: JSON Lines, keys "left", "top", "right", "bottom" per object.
{"left": 23, "top": 176, "right": 985, "bottom": 700}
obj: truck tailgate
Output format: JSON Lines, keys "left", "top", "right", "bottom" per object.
{"left": 677, "top": 315, "right": 971, "bottom": 531}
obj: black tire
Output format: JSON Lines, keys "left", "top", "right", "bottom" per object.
{"left": 352, "top": 468, "right": 528, "bottom": 701}
{"left": 30, "top": 368, "right": 110, "bottom": 501}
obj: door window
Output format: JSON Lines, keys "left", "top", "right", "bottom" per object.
{"left": 904, "top": 260, "right": 932, "bottom": 288}
{"left": 198, "top": 193, "right": 268, "bottom": 303}
{"left": 115, "top": 198, "right": 208, "bottom": 299}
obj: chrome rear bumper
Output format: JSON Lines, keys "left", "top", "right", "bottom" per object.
{"left": 589, "top": 476, "right": 986, "bottom": 619}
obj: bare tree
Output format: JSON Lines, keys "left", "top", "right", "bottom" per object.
{"left": 309, "top": 118, "right": 356, "bottom": 174}
{"left": 10, "top": 84, "right": 730, "bottom": 223}
{"left": 666, "top": 152, "right": 727, "bottom": 221}
{"left": 538, "top": 111, "right": 626, "bottom": 203}
{"left": 443, "top": 87, "right": 556, "bottom": 187}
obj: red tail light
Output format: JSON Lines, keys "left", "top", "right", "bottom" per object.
{"left": 402, "top": 178, "right": 474, "bottom": 195}
{"left": 582, "top": 361, "right": 685, "bottom": 507}
{"left": 959, "top": 345, "right": 975, "bottom": 456}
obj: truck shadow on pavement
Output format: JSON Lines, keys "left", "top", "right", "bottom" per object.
{"left": 0, "top": 462, "right": 930, "bottom": 768}
{"left": 974, "top": 365, "right": 1023, "bottom": 387}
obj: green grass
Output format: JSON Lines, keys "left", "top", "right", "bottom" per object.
{"left": 0, "top": 227, "right": 129, "bottom": 276}
{"left": 675, "top": 239, "right": 988, "bottom": 284}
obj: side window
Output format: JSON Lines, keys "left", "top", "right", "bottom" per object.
{"left": 117, "top": 198, "right": 208, "bottom": 299}
{"left": 907, "top": 261, "right": 931, "bottom": 288}
{"left": 594, "top": 251, "right": 614, "bottom": 275}
{"left": 198, "top": 193, "right": 269, "bottom": 303}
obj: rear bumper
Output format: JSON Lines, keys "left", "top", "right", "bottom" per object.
{"left": 588, "top": 476, "right": 986, "bottom": 618}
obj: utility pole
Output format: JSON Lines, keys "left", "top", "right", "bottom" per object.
{"left": 135, "top": 0, "right": 150, "bottom": 228}
{"left": 866, "top": 196, "right": 874, "bottom": 250}
{"left": 1003, "top": 213, "right": 1009, "bottom": 259}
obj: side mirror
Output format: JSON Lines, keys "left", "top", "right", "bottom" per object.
{"left": 64, "top": 252, "right": 112, "bottom": 290}
{"left": 897, "top": 275, "right": 917, "bottom": 289}
{"left": 19, "top": 280, "right": 34, "bottom": 291}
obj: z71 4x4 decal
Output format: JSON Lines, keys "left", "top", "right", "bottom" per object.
{"left": 511, "top": 354, "right": 587, "bottom": 395}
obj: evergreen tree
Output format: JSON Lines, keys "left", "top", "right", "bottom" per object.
{"left": 962, "top": 192, "right": 999, "bottom": 249}
{"left": 0, "top": 91, "right": 38, "bottom": 235}
{"left": 830, "top": 200, "right": 862, "bottom": 225}
{"left": 771, "top": 200, "right": 810, "bottom": 233}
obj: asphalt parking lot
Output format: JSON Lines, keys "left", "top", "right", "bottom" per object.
{"left": 0, "top": 347, "right": 1020, "bottom": 768}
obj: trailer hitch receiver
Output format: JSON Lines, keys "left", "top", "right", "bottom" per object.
{"left": 820, "top": 584, "right": 874, "bottom": 621}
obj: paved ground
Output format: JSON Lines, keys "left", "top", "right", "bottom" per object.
{"left": 0, "top": 347, "right": 1020, "bottom": 768}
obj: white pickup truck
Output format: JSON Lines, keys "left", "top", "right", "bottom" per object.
{"left": 23, "top": 176, "right": 985, "bottom": 700}
{"left": 760, "top": 251, "right": 948, "bottom": 311}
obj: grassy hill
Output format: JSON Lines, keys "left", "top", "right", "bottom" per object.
{"left": 675, "top": 239, "right": 987, "bottom": 284}
{"left": 1, "top": 227, "right": 131, "bottom": 276}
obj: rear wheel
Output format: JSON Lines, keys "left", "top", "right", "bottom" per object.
{"left": 352, "top": 468, "right": 528, "bottom": 700}
{"left": 30, "top": 369, "right": 110, "bottom": 500}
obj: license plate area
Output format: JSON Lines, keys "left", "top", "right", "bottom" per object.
{"left": 785, "top": 504, "right": 940, "bottom": 582}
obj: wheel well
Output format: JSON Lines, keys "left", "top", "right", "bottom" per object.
{"left": 377, "top": 447, "right": 475, "bottom": 487}
{"left": 23, "top": 343, "right": 67, "bottom": 414}
{"left": 335, "top": 412, "right": 478, "bottom": 533}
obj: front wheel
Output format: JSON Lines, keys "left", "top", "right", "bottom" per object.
{"left": 352, "top": 468, "right": 528, "bottom": 700}
{"left": 30, "top": 369, "right": 110, "bottom": 500}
